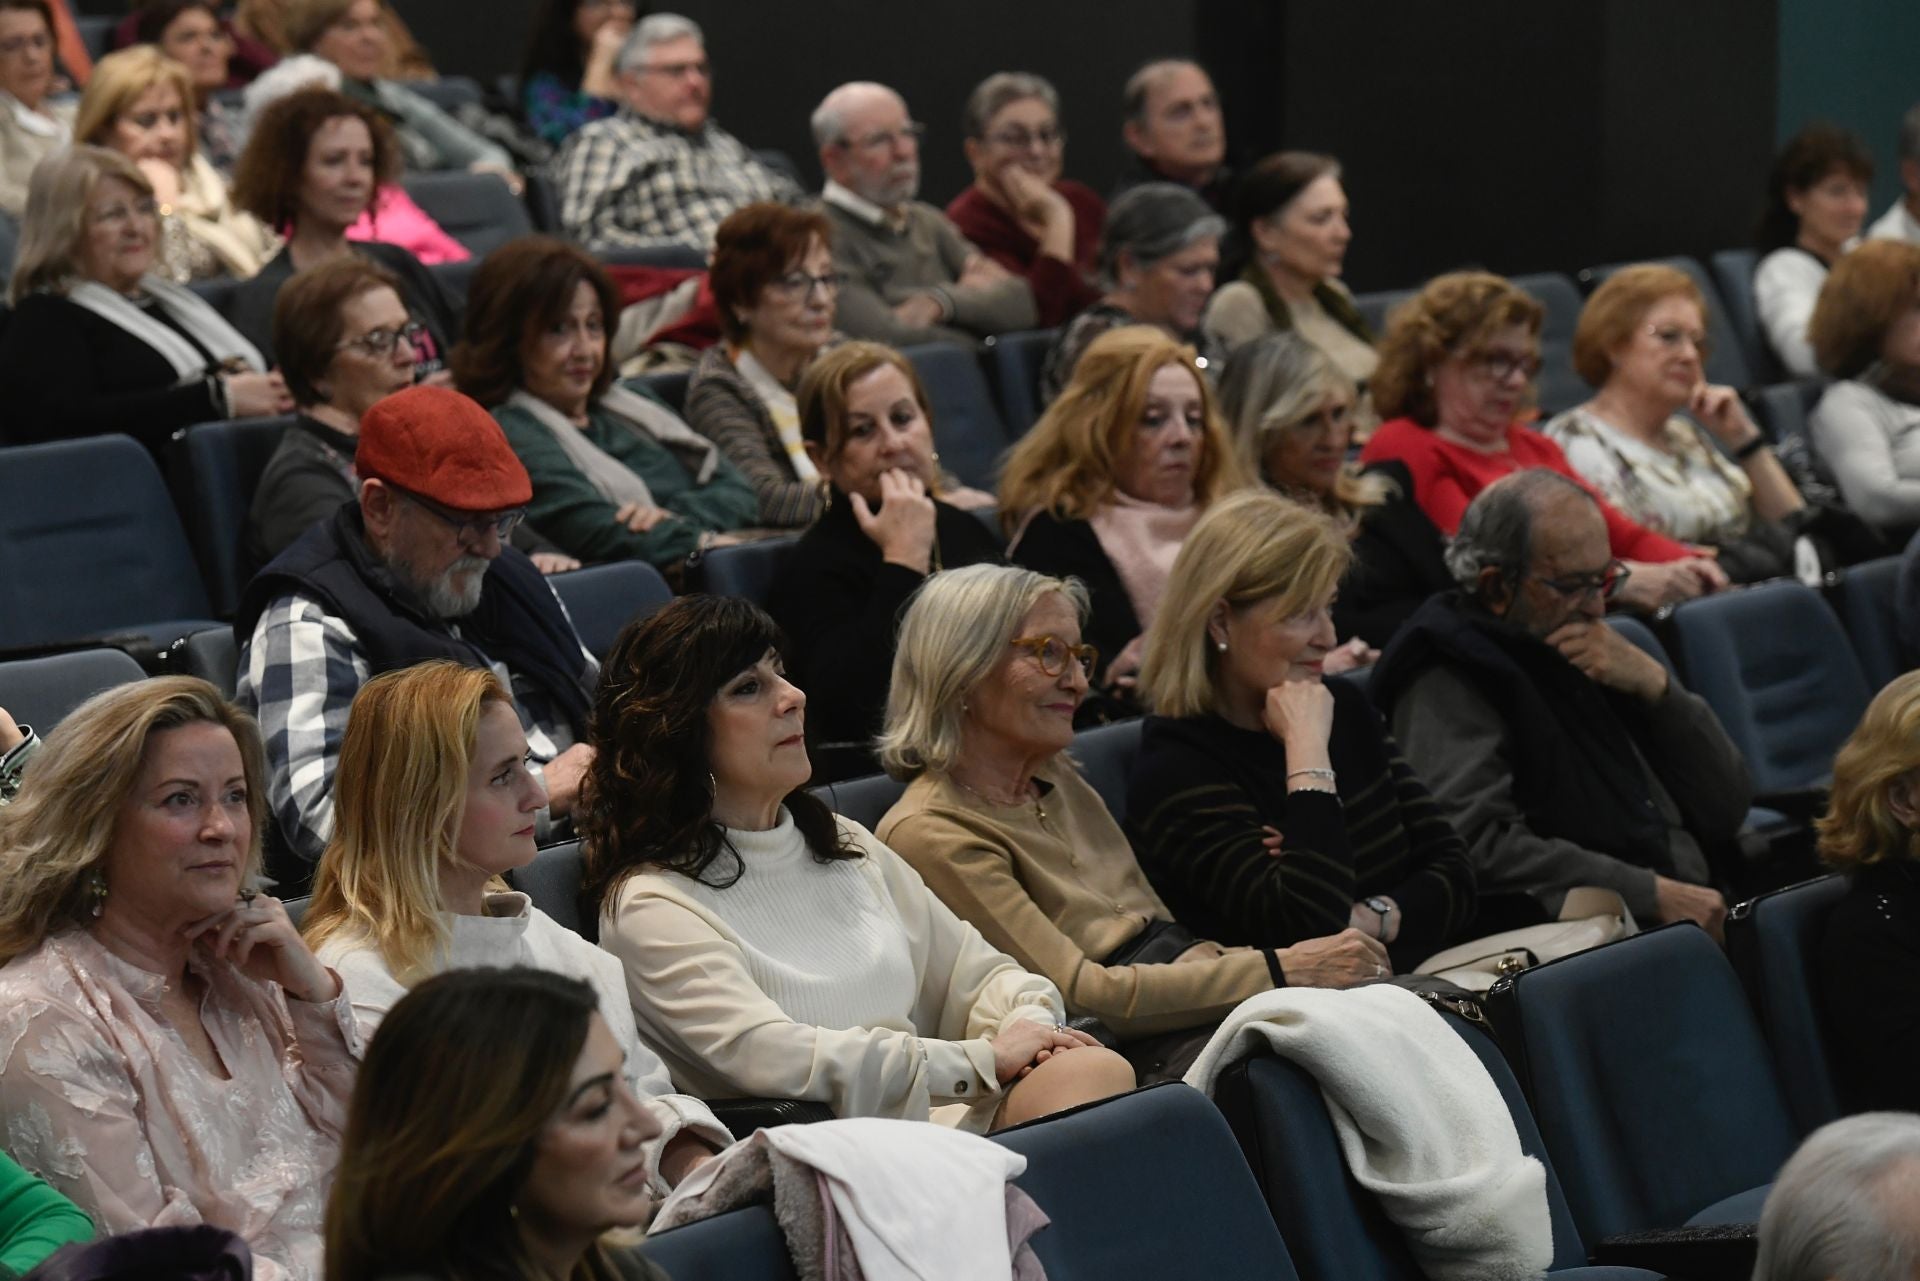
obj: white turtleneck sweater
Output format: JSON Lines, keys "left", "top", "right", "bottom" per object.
{"left": 317, "top": 891, "right": 731, "bottom": 1191}
{"left": 601, "top": 811, "right": 1064, "bottom": 1133}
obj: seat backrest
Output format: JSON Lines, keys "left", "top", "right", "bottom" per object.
{"left": 1487, "top": 923, "right": 1799, "bottom": 1243}
{"left": 189, "top": 277, "right": 240, "bottom": 319}
{"left": 985, "top": 329, "right": 1057, "bottom": 437}
{"left": 813, "top": 772, "right": 908, "bottom": 832}
{"left": 512, "top": 840, "right": 589, "bottom": 938}
{"left": 0, "top": 436, "right": 214, "bottom": 649}
{"left": 598, "top": 244, "right": 708, "bottom": 270}
{"left": 638, "top": 1205, "right": 798, "bottom": 1280}
{"left": 0, "top": 213, "right": 19, "bottom": 283}
{"left": 171, "top": 416, "right": 294, "bottom": 618}
{"left": 1665, "top": 579, "right": 1871, "bottom": 793}
{"left": 1581, "top": 256, "right": 1752, "bottom": 389}
{"left": 430, "top": 259, "right": 478, "bottom": 307}
{"left": 1512, "top": 272, "right": 1590, "bottom": 416}
{"left": 402, "top": 172, "right": 533, "bottom": 259}
{"left": 282, "top": 895, "right": 311, "bottom": 929}
{"left": 633, "top": 370, "right": 691, "bottom": 415}
{"left": 0, "top": 647, "right": 146, "bottom": 733}
{"left": 1068, "top": 719, "right": 1141, "bottom": 826}
{"left": 1749, "top": 378, "right": 1825, "bottom": 448}
{"left": 1726, "top": 874, "right": 1848, "bottom": 1135}
{"left": 695, "top": 536, "right": 797, "bottom": 606}
{"left": 1213, "top": 1012, "right": 1594, "bottom": 1276}
{"left": 753, "top": 148, "right": 805, "bottom": 189}
{"left": 903, "top": 343, "right": 1012, "bottom": 491}
{"left": 177, "top": 626, "right": 240, "bottom": 699}
{"left": 523, "top": 170, "right": 564, "bottom": 235}
{"left": 1353, "top": 288, "right": 1416, "bottom": 337}
{"left": 546, "top": 562, "right": 673, "bottom": 662}
{"left": 1604, "top": 614, "right": 1677, "bottom": 680}
{"left": 1834, "top": 554, "right": 1907, "bottom": 691}
{"left": 74, "top": 14, "right": 113, "bottom": 59}
{"left": 994, "top": 1083, "right": 1299, "bottom": 1280}
{"left": 1709, "top": 248, "right": 1785, "bottom": 386}
{"left": 405, "top": 75, "right": 484, "bottom": 111}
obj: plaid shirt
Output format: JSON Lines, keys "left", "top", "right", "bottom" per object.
{"left": 553, "top": 107, "right": 801, "bottom": 252}
{"left": 236, "top": 589, "right": 597, "bottom": 865}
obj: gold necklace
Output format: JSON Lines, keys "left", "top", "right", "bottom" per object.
{"left": 948, "top": 771, "right": 1045, "bottom": 821}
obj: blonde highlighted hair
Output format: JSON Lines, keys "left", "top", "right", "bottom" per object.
{"left": 1817, "top": 671, "right": 1920, "bottom": 870}
{"left": 1215, "top": 331, "right": 1389, "bottom": 514}
{"left": 8, "top": 146, "right": 154, "bottom": 303}
{"left": 76, "top": 46, "right": 201, "bottom": 161}
{"left": 1139, "top": 489, "right": 1351, "bottom": 718}
{"left": 302, "top": 661, "right": 511, "bottom": 983}
{"left": 878, "top": 564, "right": 1090, "bottom": 779}
{"left": 0, "top": 677, "right": 267, "bottom": 965}
{"left": 998, "top": 325, "right": 1247, "bottom": 528}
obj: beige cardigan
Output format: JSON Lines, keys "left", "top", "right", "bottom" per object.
{"left": 0, "top": 94, "right": 72, "bottom": 219}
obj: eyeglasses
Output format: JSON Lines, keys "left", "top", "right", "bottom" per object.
{"left": 842, "top": 122, "right": 925, "bottom": 154}
{"left": 984, "top": 125, "right": 1065, "bottom": 151}
{"left": 638, "top": 58, "right": 708, "bottom": 80}
{"left": 0, "top": 30, "right": 52, "bottom": 56}
{"left": 400, "top": 488, "right": 527, "bottom": 543}
{"left": 1645, "top": 324, "right": 1713, "bottom": 359}
{"left": 1525, "top": 559, "right": 1630, "bottom": 603}
{"left": 89, "top": 197, "right": 159, "bottom": 227}
{"left": 1463, "top": 348, "right": 1542, "bottom": 383}
{"left": 768, "top": 269, "right": 846, "bottom": 301}
{"left": 336, "top": 320, "right": 426, "bottom": 358}
{"left": 1010, "top": 634, "right": 1098, "bottom": 678}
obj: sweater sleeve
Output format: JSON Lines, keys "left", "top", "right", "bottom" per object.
{"left": 683, "top": 363, "right": 825, "bottom": 527}
{"left": 496, "top": 410, "right": 705, "bottom": 567}
{"left": 1371, "top": 737, "right": 1480, "bottom": 961}
{"left": 1811, "top": 381, "right": 1920, "bottom": 529}
{"left": 0, "top": 1153, "right": 92, "bottom": 1276}
{"left": 662, "top": 449, "right": 760, "bottom": 535}
{"left": 882, "top": 805, "right": 1272, "bottom": 1039}
{"left": 1202, "top": 282, "right": 1275, "bottom": 355}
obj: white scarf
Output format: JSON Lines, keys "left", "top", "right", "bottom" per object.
{"left": 505, "top": 385, "right": 722, "bottom": 510}
{"left": 735, "top": 347, "right": 818, "bottom": 484}
{"left": 66, "top": 276, "right": 265, "bottom": 381}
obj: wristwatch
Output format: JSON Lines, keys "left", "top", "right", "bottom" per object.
{"left": 1364, "top": 896, "right": 1395, "bottom": 942}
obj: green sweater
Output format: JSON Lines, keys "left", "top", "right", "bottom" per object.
{"left": 495, "top": 393, "right": 759, "bottom": 568}
{"left": 0, "top": 1152, "right": 92, "bottom": 1275}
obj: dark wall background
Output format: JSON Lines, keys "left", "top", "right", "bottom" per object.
{"left": 413, "top": 0, "right": 1792, "bottom": 292}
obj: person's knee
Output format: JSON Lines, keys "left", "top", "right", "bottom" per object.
{"left": 1066, "top": 1045, "right": 1138, "bottom": 1098}
{"left": 1000, "top": 1046, "right": 1135, "bottom": 1127}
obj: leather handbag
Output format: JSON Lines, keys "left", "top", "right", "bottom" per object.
{"left": 1413, "top": 887, "right": 1636, "bottom": 992}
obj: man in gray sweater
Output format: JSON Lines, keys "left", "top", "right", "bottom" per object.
{"left": 812, "top": 81, "right": 1037, "bottom": 348}
{"left": 1369, "top": 470, "right": 1747, "bottom": 937}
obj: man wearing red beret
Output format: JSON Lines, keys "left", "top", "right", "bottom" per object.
{"left": 236, "top": 386, "right": 601, "bottom": 870}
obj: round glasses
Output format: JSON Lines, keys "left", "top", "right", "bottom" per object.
{"left": 1010, "top": 634, "right": 1098, "bottom": 678}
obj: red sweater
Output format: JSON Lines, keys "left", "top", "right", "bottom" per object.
{"left": 946, "top": 181, "right": 1106, "bottom": 327}
{"left": 1358, "top": 418, "right": 1692, "bottom": 562}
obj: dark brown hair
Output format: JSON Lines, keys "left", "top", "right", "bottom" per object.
{"left": 130, "top": 0, "right": 221, "bottom": 46}
{"left": 1234, "top": 150, "right": 1340, "bottom": 237}
{"left": 1757, "top": 122, "right": 1874, "bottom": 252}
{"left": 1810, "top": 238, "right": 1920, "bottom": 379}
{"left": 231, "top": 86, "right": 400, "bottom": 233}
{"left": 273, "top": 255, "right": 404, "bottom": 405}
{"left": 710, "top": 202, "right": 834, "bottom": 343}
{"left": 577, "top": 595, "right": 858, "bottom": 910}
{"left": 1372, "top": 271, "right": 1545, "bottom": 426}
{"left": 451, "top": 235, "right": 620, "bottom": 409}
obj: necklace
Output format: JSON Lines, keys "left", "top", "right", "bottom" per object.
{"left": 947, "top": 772, "right": 1046, "bottom": 821}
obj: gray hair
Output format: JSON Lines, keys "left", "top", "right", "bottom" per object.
{"left": 878, "top": 564, "right": 1090, "bottom": 779}
{"left": 9, "top": 146, "right": 152, "bottom": 304}
{"left": 962, "top": 71, "right": 1059, "bottom": 140}
{"left": 1901, "top": 101, "right": 1920, "bottom": 166}
{"left": 1753, "top": 1113, "right": 1920, "bottom": 1281}
{"left": 1099, "top": 182, "right": 1226, "bottom": 285}
{"left": 1122, "top": 58, "right": 1202, "bottom": 127}
{"left": 615, "top": 12, "right": 703, "bottom": 75}
{"left": 1443, "top": 468, "right": 1593, "bottom": 593}
{"left": 810, "top": 81, "right": 901, "bottom": 149}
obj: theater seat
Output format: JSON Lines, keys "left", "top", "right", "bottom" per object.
{"left": 1579, "top": 256, "right": 1752, "bottom": 390}
{"left": 693, "top": 536, "right": 796, "bottom": 606}
{"left": 984, "top": 329, "right": 1056, "bottom": 436}
{"left": 1068, "top": 718, "right": 1141, "bottom": 825}
{"left": 1512, "top": 272, "right": 1589, "bottom": 416}
{"left": 1709, "top": 248, "right": 1784, "bottom": 387}
{"left": 1832, "top": 554, "right": 1907, "bottom": 690}
{"left": 638, "top": 1204, "right": 797, "bottom": 1280}
{"left": 175, "top": 627, "right": 239, "bottom": 699}
{"left": 511, "top": 839, "right": 589, "bottom": 938}
{"left": 546, "top": 562, "right": 673, "bottom": 661}
{"left": 902, "top": 342, "right": 1012, "bottom": 492}
{"left": 1726, "top": 875, "right": 1848, "bottom": 1135}
{"left": 405, "top": 75, "right": 484, "bottom": 111}
{"left": 812, "top": 772, "right": 907, "bottom": 832}
{"left": 1486, "top": 923, "right": 1798, "bottom": 1245}
{"left": 170, "top": 415, "right": 295, "bottom": 618}
{"left": 599, "top": 244, "right": 708, "bottom": 270}
{"left": 282, "top": 895, "right": 311, "bottom": 929}
{"left": 402, "top": 172, "right": 534, "bottom": 259}
{"left": 0, "top": 647, "right": 146, "bottom": 733}
{"left": 0, "top": 436, "right": 223, "bottom": 653}
{"left": 631, "top": 370, "right": 690, "bottom": 415}
{"left": 1747, "top": 378, "right": 1825, "bottom": 448}
{"left": 1353, "top": 287, "right": 1415, "bottom": 337}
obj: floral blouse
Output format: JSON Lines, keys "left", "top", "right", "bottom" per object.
{"left": 1542, "top": 406, "right": 1753, "bottom": 544}
{"left": 0, "top": 931, "right": 360, "bottom": 1281}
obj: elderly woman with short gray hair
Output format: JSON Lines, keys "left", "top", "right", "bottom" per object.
{"left": 947, "top": 71, "right": 1106, "bottom": 326}
{"left": 1038, "top": 181, "right": 1225, "bottom": 401}
{"left": 875, "top": 562, "right": 1384, "bottom": 1082}
{"left": 1752, "top": 1113, "right": 1920, "bottom": 1281}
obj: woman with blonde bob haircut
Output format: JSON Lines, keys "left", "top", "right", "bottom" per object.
{"left": 878, "top": 563, "right": 1383, "bottom": 1082}
{"left": 1128, "top": 490, "right": 1477, "bottom": 972}
{"left": 0, "top": 677, "right": 354, "bottom": 1281}
{"left": 302, "top": 661, "right": 730, "bottom": 1193}
{"left": 1813, "top": 670, "right": 1920, "bottom": 1113}
{"left": 1002, "top": 324, "right": 1247, "bottom": 703}
{"left": 1806, "top": 239, "right": 1920, "bottom": 532}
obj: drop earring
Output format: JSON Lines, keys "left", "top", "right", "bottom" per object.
{"left": 86, "top": 870, "right": 107, "bottom": 918}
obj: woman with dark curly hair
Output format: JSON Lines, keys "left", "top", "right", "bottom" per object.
{"left": 326, "top": 966, "right": 671, "bottom": 1281}
{"left": 579, "top": 594, "right": 1134, "bottom": 1131}
{"left": 1754, "top": 123, "right": 1873, "bottom": 378}
{"left": 515, "top": 0, "right": 636, "bottom": 148}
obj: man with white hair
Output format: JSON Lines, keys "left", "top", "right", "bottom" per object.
{"left": 814, "top": 81, "right": 1036, "bottom": 346}
{"left": 554, "top": 12, "right": 799, "bottom": 251}
{"left": 1753, "top": 1113, "right": 1920, "bottom": 1281}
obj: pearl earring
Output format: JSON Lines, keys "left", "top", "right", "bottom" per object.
{"left": 1215, "top": 639, "right": 1228, "bottom": 653}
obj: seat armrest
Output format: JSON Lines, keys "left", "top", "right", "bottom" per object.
{"left": 1065, "top": 1015, "right": 1121, "bottom": 1050}
{"left": 1591, "top": 1223, "right": 1757, "bottom": 1280}
{"left": 705, "top": 1098, "right": 833, "bottom": 1136}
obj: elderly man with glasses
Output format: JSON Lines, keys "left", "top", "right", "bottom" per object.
{"left": 237, "top": 386, "right": 601, "bottom": 871}
{"left": 1368, "top": 468, "right": 1747, "bottom": 940}
{"left": 554, "top": 11, "right": 799, "bottom": 252}
{"left": 813, "top": 80, "right": 1036, "bottom": 347}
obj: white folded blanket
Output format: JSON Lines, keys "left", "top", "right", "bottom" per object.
{"left": 1185, "top": 985, "right": 1553, "bottom": 1281}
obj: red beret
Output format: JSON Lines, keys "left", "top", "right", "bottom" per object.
{"left": 357, "top": 386, "right": 533, "bottom": 511}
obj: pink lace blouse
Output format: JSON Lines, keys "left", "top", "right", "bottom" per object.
{"left": 0, "top": 931, "right": 360, "bottom": 1281}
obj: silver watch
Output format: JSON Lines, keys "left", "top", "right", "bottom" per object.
{"left": 1364, "top": 895, "right": 1394, "bottom": 941}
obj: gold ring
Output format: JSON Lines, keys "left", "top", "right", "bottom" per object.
{"left": 239, "top": 887, "right": 258, "bottom": 905}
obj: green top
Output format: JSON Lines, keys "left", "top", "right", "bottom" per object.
{"left": 0, "top": 1151, "right": 92, "bottom": 1275}
{"left": 495, "top": 390, "right": 759, "bottom": 569}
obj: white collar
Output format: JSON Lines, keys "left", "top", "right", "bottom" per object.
{"left": 822, "top": 179, "right": 902, "bottom": 230}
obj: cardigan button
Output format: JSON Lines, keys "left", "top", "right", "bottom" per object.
{"left": 955, "top": 1080, "right": 969, "bottom": 1094}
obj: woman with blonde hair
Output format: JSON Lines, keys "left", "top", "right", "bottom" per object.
{"left": 1815, "top": 670, "right": 1920, "bottom": 1113}
{"left": 876, "top": 564, "right": 1387, "bottom": 1082}
{"left": 76, "top": 46, "right": 277, "bottom": 282}
{"left": 1127, "top": 489, "right": 1477, "bottom": 970}
{"left": 1002, "top": 324, "right": 1246, "bottom": 704}
{"left": 0, "top": 677, "right": 353, "bottom": 1281}
{"left": 302, "top": 660, "right": 729, "bottom": 1193}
